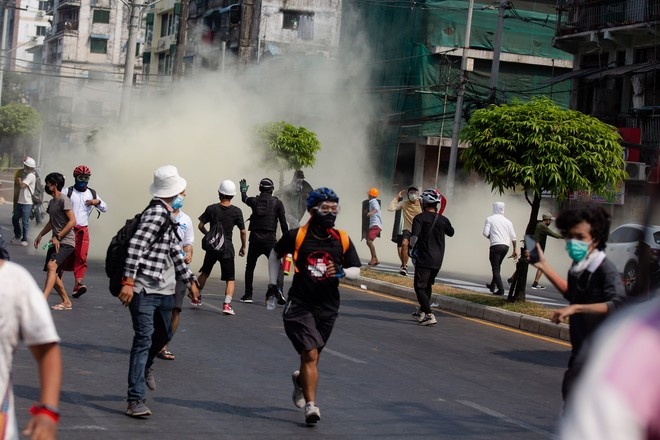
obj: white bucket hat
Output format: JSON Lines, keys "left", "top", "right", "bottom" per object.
{"left": 23, "top": 156, "right": 36, "bottom": 168}
{"left": 149, "top": 165, "right": 187, "bottom": 198}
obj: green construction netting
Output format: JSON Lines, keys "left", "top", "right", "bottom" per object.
{"left": 341, "top": 0, "right": 574, "bottom": 184}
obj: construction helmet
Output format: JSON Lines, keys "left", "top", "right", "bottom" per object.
{"left": 23, "top": 157, "right": 36, "bottom": 168}
{"left": 218, "top": 180, "right": 237, "bottom": 196}
{"left": 73, "top": 165, "right": 92, "bottom": 176}
{"left": 306, "top": 187, "right": 339, "bottom": 210}
{"left": 368, "top": 187, "right": 379, "bottom": 197}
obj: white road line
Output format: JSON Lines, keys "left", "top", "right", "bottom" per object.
{"left": 323, "top": 348, "right": 368, "bottom": 364}
{"left": 457, "top": 400, "right": 555, "bottom": 439}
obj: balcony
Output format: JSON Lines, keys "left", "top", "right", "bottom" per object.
{"left": 57, "top": 0, "right": 81, "bottom": 8}
{"left": 54, "top": 20, "right": 79, "bottom": 34}
{"left": 556, "top": 0, "right": 660, "bottom": 36}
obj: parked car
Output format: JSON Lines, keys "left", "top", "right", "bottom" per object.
{"left": 607, "top": 223, "right": 660, "bottom": 295}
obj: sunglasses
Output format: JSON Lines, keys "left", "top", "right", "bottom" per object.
{"left": 76, "top": 175, "right": 90, "bottom": 182}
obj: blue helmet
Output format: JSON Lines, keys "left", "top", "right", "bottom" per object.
{"left": 306, "top": 187, "right": 339, "bottom": 210}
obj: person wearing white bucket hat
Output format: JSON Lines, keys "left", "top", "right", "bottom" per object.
{"left": 119, "top": 165, "right": 200, "bottom": 417}
{"left": 11, "top": 156, "right": 37, "bottom": 246}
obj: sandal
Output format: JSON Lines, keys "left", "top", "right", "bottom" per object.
{"left": 51, "top": 304, "right": 72, "bottom": 311}
{"left": 157, "top": 350, "right": 175, "bottom": 360}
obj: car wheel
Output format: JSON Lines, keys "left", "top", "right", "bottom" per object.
{"left": 623, "top": 261, "right": 638, "bottom": 295}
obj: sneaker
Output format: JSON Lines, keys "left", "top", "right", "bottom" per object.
{"left": 222, "top": 303, "right": 235, "bottom": 315}
{"left": 276, "top": 289, "right": 287, "bottom": 305}
{"left": 399, "top": 266, "right": 408, "bottom": 276}
{"left": 531, "top": 283, "right": 546, "bottom": 290}
{"left": 418, "top": 313, "right": 437, "bottom": 326}
{"left": 191, "top": 294, "right": 202, "bottom": 306}
{"left": 145, "top": 368, "right": 156, "bottom": 390}
{"left": 126, "top": 400, "right": 152, "bottom": 417}
{"left": 486, "top": 283, "right": 495, "bottom": 293}
{"left": 291, "top": 371, "right": 305, "bottom": 408}
{"left": 411, "top": 308, "right": 422, "bottom": 319}
{"left": 239, "top": 295, "right": 253, "bottom": 303}
{"left": 72, "top": 283, "right": 87, "bottom": 298}
{"left": 9, "top": 237, "right": 20, "bottom": 245}
{"left": 493, "top": 290, "right": 505, "bottom": 296}
{"left": 20, "top": 241, "right": 28, "bottom": 247}
{"left": 304, "top": 402, "right": 321, "bottom": 425}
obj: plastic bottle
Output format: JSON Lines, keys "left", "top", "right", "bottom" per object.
{"left": 266, "top": 295, "right": 277, "bottom": 311}
{"left": 282, "top": 253, "right": 293, "bottom": 276}
{"left": 42, "top": 241, "right": 52, "bottom": 250}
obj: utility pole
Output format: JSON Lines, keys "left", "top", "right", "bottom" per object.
{"left": 0, "top": 5, "right": 9, "bottom": 105}
{"left": 173, "top": 0, "right": 189, "bottom": 78}
{"left": 237, "top": 0, "right": 254, "bottom": 69}
{"left": 488, "top": 0, "right": 507, "bottom": 104}
{"left": 445, "top": 0, "right": 474, "bottom": 200}
{"left": 120, "top": 0, "right": 142, "bottom": 122}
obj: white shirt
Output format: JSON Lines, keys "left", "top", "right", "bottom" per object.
{"left": 17, "top": 172, "right": 35, "bottom": 205}
{"left": 0, "top": 262, "right": 60, "bottom": 440}
{"left": 368, "top": 198, "right": 383, "bottom": 229}
{"left": 174, "top": 210, "right": 194, "bottom": 246}
{"left": 65, "top": 186, "right": 108, "bottom": 226}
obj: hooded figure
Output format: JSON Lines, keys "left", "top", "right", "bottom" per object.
{"left": 482, "top": 202, "right": 517, "bottom": 295}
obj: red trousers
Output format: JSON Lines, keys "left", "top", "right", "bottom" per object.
{"left": 62, "top": 225, "right": 89, "bottom": 280}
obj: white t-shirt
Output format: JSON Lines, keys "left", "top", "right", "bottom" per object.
{"left": 65, "top": 186, "right": 108, "bottom": 227}
{"left": 0, "top": 261, "right": 60, "bottom": 440}
{"left": 174, "top": 210, "right": 194, "bottom": 247}
{"left": 17, "top": 172, "right": 36, "bottom": 205}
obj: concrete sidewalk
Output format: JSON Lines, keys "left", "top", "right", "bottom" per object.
{"left": 344, "top": 276, "right": 570, "bottom": 342}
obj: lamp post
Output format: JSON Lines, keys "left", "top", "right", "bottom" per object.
{"left": 119, "top": 0, "right": 142, "bottom": 123}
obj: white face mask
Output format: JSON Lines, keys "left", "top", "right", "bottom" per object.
{"left": 408, "top": 193, "right": 418, "bottom": 202}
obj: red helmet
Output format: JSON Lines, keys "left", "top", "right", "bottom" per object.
{"left": 73, "top": 165, "right": 91, "bottom": 176}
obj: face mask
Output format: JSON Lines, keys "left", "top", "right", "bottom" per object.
{"left": 171, "top": 195, "right": 185, "bottom": 210}
{"left": 74, "top": 181, "right": 88, "bottom": 191}
{"left": 408, "top": 194, "right": 418, "bottom": 202}
{"left": 45, "top": 185, "right": 53, "bottom": 196}
{"left": 566, "top": 239, "right": 589, "bottom": 262}
{"left": 312, "top": 212, "right": 337, "bottom": 229}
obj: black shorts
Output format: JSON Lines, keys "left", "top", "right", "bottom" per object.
{"left": 199, "top": 251, "right": 235, "bottom": 281}
{"left": 398, "top": 229, "right": 412, "bottom": 246}
{"left": 44, "top": 244, "right": 75, "bottom": 273}
{"left": 283, "top": 301, "right": 337, "bottom": 354}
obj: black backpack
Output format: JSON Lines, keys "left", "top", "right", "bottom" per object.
{"left": 105, "top": 201, "right": 171, "bottom": 296}
{"left": 201, "top": 221, "right": 225, "bottom": 252}
{"left": 67, "top": 187, "right": 102, "bottom": 219}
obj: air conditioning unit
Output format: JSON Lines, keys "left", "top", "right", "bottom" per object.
{"left": 625, "top": 161, "right": 649, "bottom": 181}
{"left": 36, "top": 10, "right": 45, "bottom": 17}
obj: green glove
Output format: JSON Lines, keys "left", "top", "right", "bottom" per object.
{"left": 239, "top": 179, "right": 249, "bottom": 193}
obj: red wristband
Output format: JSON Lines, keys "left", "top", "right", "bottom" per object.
{"left": 29, "top": 404, "right": 60, "bottom": 423}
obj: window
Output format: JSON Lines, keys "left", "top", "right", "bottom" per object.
{"left": 160, "top": 13, "right": 174, "bottom": 37}
{"left": 282, "top": 11, "right": 300, "bottom": 30}
{"left": 158, "top": 53, "right": 172, "bottom": 75}
{"left": 92, "top": 9, "right": 110, "bottom": 24}
{"left": 38, "top": 1, "right": 49, "bottom": 11}
{"left": 282, "top": 10, "right": 314, "bottom": 40}
{"left": 90, "top": 37, "right": 107, "bottom": 54}
{"left": 36, "top": 25, "right": 47, "bottom": 36}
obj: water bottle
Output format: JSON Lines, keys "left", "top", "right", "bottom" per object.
{"left": 42, "top": 241, "right": 52, "bottom": 250}
{"left": 266, "top": 295, "right": 276, "bottom": 311}
{"left": 282, "top": 253, "right": 293, "bottom": 276}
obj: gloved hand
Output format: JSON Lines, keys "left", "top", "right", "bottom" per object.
{"left": 239, "top": 179, "right": 249, "bottom": 193}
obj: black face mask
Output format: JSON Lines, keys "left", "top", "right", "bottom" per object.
{"left": 45, "top": 185, "right": 53, "bottom": 196}
{"left": 312, "top": 213, "right": 337, "bottom": 229}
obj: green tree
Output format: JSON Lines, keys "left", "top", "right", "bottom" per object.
{"left": 461, "top": 96, "right": 627, "bottom": 301}
{"left": 1, "top": 71, "right": 30, "bottom": 105}
{"left": 0, "top": 103, "right": 43, "bottom": 163}
{"left": 255, "top": 121, "right": 321, "bottom": 186}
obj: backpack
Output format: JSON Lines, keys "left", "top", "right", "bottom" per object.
{"left": 292, "top": 223, "right": 349, "bottom": 273}
{"left": 31, "top": 173, "right": 44, "bottom": 205}
{"left": 201, "top": 221, "right": 225, "bottom": 252}
{"left": 105, "top": 201, "right": 171, "bottom": 296}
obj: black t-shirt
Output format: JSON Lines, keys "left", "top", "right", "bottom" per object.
{"left": 198, "top": 204, "right": 245, "bottom": 257}
{"left": 274, "top": 227, "right": 361, "bottom": 317}
{"left": 410, "top": 211, "right": 454, "bottom": 269}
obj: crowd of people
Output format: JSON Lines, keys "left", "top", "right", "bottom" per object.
{"left": 3, "top": 159, "right": 657, "bottom": 438}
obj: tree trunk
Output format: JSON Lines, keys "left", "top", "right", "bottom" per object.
{"left": 508, "top": 191, "right": 542, "bottom": 302}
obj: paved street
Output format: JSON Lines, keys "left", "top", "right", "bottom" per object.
{"left": 4, "top": 211, "right": 569, "bottom": 439}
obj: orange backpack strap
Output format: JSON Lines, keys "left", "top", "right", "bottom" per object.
{"left": 293, "top": 224, "right": 349, "bottom": 273}
{"left": 338, "top": 229, "right": 349, "bottom": 253}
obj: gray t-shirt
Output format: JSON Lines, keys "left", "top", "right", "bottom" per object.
{"left": 46, "top": 195, "right": 75, "bottom": 247}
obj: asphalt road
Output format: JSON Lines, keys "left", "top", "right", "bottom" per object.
{"left": 6, "top": 221, "right": 570, "bottom": 439}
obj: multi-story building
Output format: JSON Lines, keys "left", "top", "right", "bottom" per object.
{"left": 26, "top": 0, "right": 137, "bottom": 148}
{"left": 4, "top": 0, "right": 51, "bottom": 72}
{"left": 553, "top": 0, "right": 660, "bottom": 192}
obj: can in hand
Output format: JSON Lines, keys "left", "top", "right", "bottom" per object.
{"left": 282, "top": 253, "right": 293, "bottom": 276}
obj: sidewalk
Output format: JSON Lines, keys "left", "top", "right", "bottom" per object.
{"left": 343, "top": 276, "right": 570, "bottom": 342}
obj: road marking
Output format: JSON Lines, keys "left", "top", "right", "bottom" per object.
{"left": 324, "top": 348, "right": 368, "bottom": 364}
{"left": 342, "top": 284, "right": 571, "bottom": 347}
{"left": 457, "top": 400, "right": 554, "bottom": 439}
{"left": 59, "top": 425, "right": 108, "bottom": 431}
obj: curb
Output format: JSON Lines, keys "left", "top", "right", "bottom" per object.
{"left": 343, "top": 277, "right": 570, "bottom": 342}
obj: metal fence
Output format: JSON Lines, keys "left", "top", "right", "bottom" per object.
{"left": 557, "top": 0, "right": 660, "bottom": 35}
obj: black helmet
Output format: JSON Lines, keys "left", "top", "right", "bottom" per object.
{"left": 259, "top": 178, "right": 274, "bottom": 192}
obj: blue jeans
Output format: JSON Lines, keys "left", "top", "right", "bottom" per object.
{"left": 127, "top": 290, "right": 174, "bottom": 402}
{"left": 12, "top": 203, "right": 32, "bottom": 241}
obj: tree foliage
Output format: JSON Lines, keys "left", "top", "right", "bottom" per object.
{"left": 255, "top": 121, "right": 321, "bottom": 186}
{"left": 0, "top": 103, "right": 43, "bottom": 138}
{"left": 460, "top": 96, "right": 627, "bottom": 300}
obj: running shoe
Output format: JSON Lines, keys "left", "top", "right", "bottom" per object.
{"left": 222, "top": 303, "right": 235, "bottom": 315}
{"left": 418, "top": 313, "right": 437, "bottom": 326}
{"left": 239, "top": 295, "right": 253, "bottom": 303}
{"left": 126, "top": 400, "right": 151, "bottom": 417}
{"left": 291, "top": 371, "right": 305, "bottom": 408}
{"left": 304, "top": 402, "right": 321, "bottom": 425}
{"left": 531, "top": 283, "right": 546, "bottom": 290}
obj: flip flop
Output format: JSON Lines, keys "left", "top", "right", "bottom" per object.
{"left": 157, "top": 350, "right": 175, "bottom": 360}
{"left": 51, "top": 304, "right": 72, "bottom": 311}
